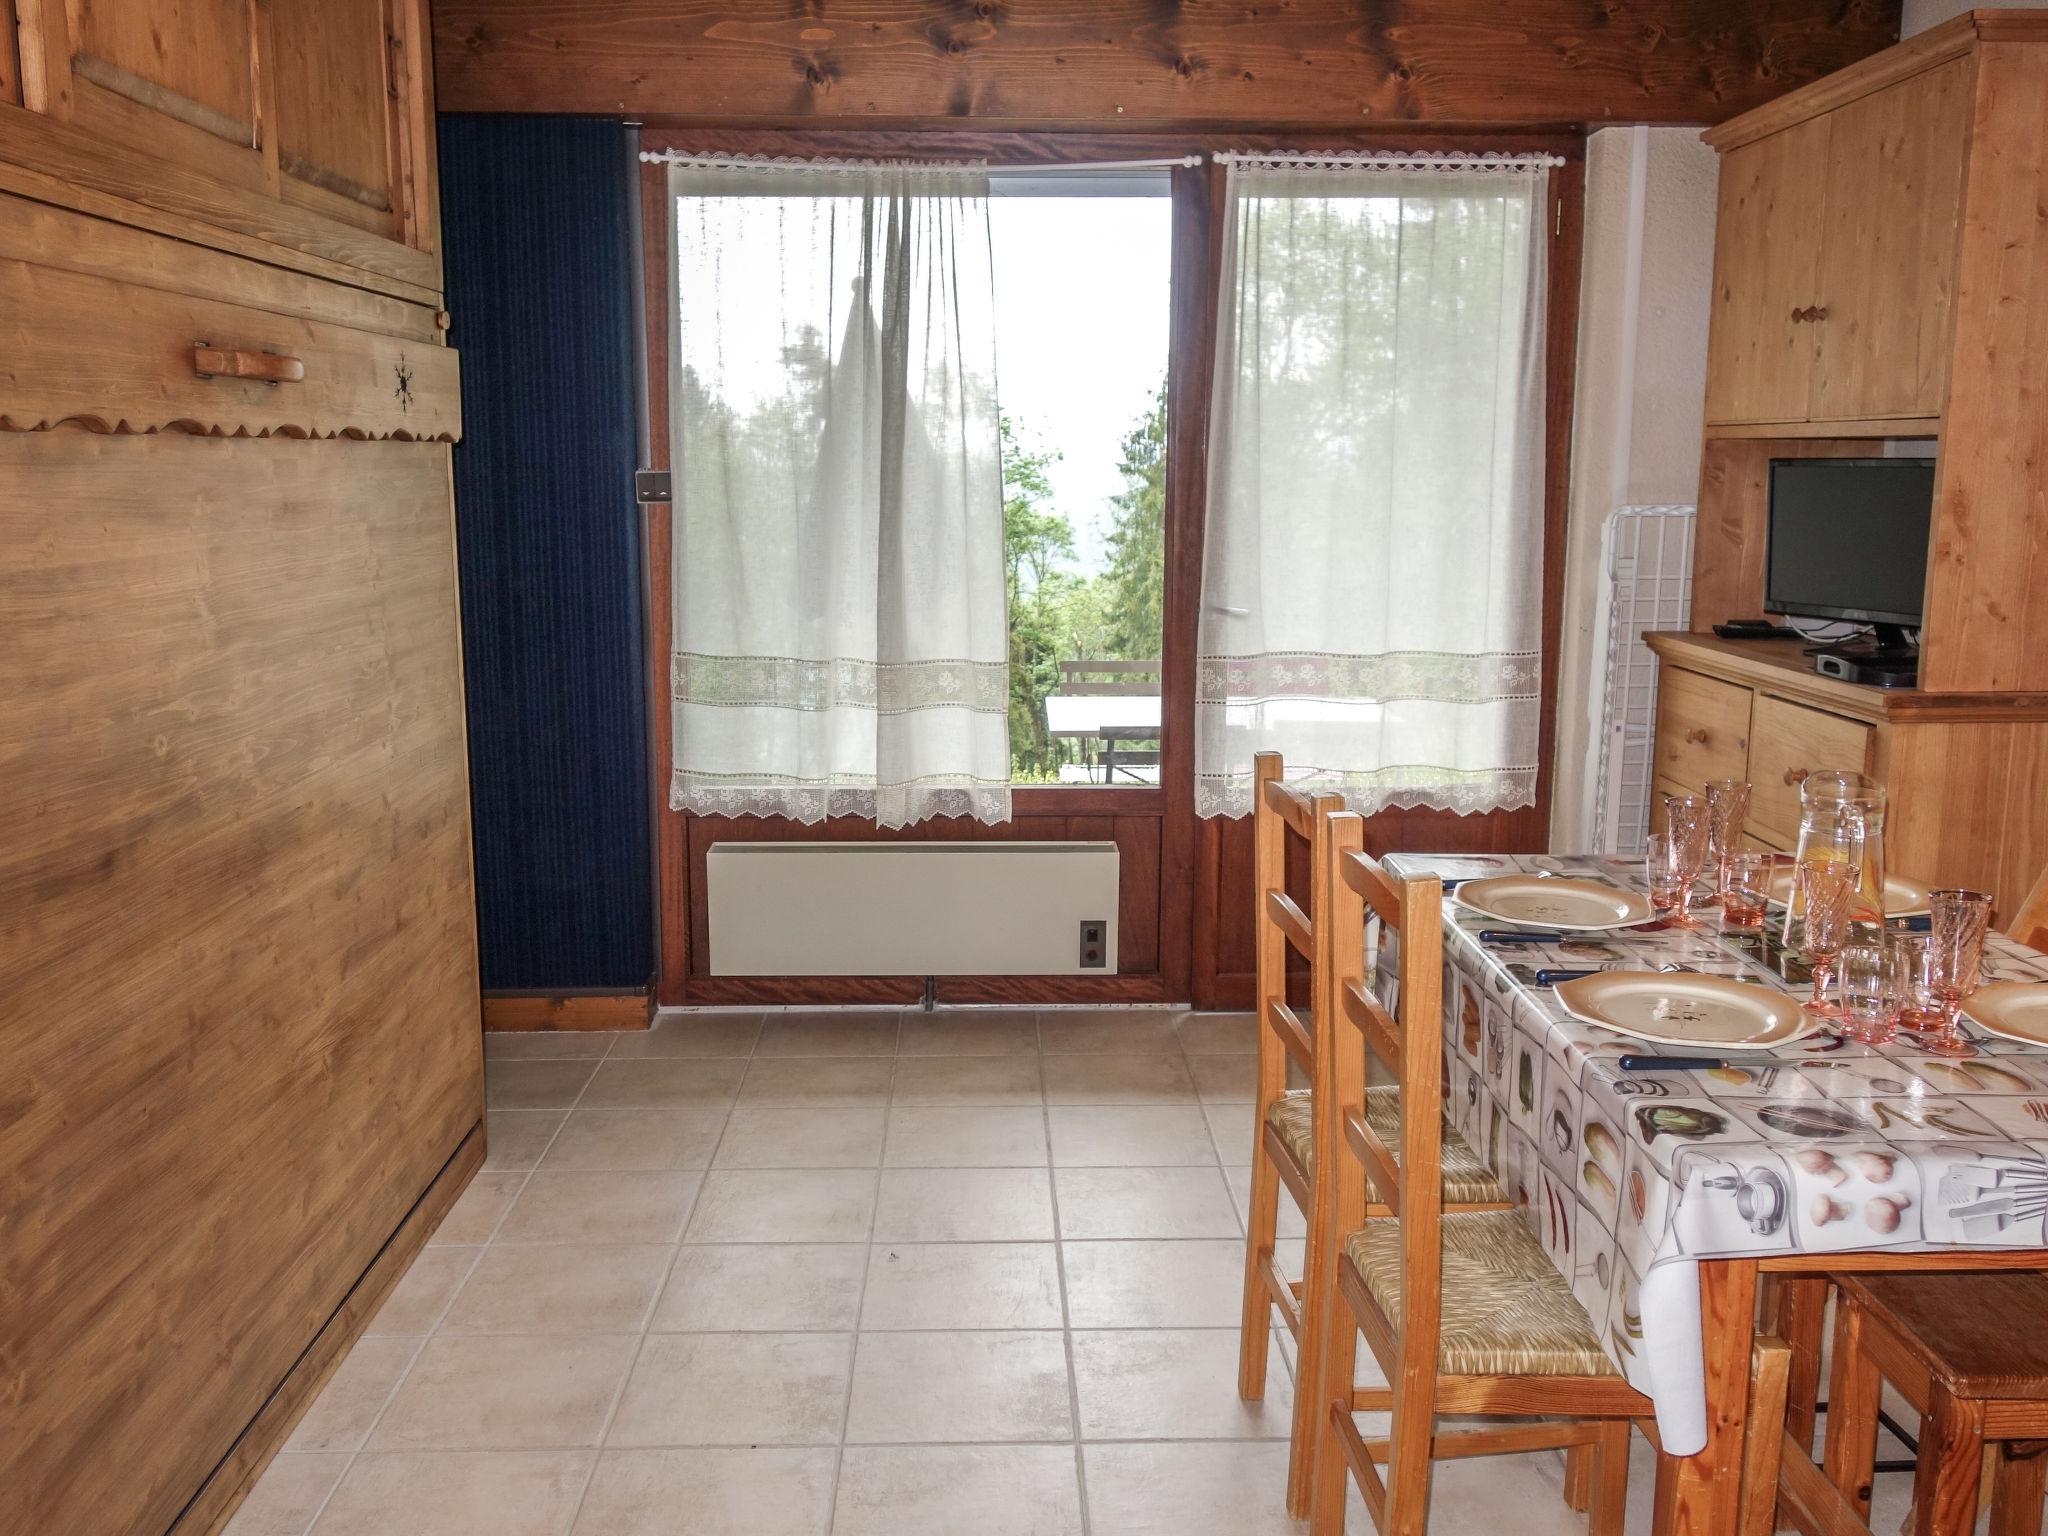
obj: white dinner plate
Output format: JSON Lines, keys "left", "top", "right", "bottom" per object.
{"left": 1963, "top": 982, "right": 2048, "bottom": 1047}
{"left": 1453, "top": 876, "right": 1655, "bottom": 931}
{"left": 1555, "top": 971, "right": 1820, "bottom": 1050}
{"left": 1766, "top": 867, "right": 1933, "bottom": 918}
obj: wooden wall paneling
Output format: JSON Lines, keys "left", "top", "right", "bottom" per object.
{"left": 0, "top": 431, "right": 482, "bottom": 1536}
{"left": 483, "top": 994, "right": 653, "bottom": 1031}
{"left": 1922, "top": 41, "right": 2048, "bottom": 694}
{"left": 0, "top": 192, "right": 442, "bottom": 343}
{"left": 0, "top": 254, "right": 457, "bottom": 438}
{"left": 643, "top": 154, "right": 688, "bottom": 1003}
{"left": 1880, "top": 720, "right": 2048, "bottom": 911}
{"left": 432, "top": 0, "right": 1899, "bottom": 128}
{"left": 1809, "top": 55, "right": 1971, "bottom": 424}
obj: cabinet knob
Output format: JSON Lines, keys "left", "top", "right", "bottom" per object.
{"left": 1809, "top": 305, "right": 1829, "bottom": 322}
{"left": 1684, "top": 728, "right": 1711, "bottom": 745}
{"left": 1784, "top": 767, "right": 1810, "bottom": 787}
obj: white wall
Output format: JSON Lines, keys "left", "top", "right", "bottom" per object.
{"left": 1548, "top": 126, "right": 1719, "bottom": 851}
{"left": 1903, "top": 0, "right": 1994, "bottom": 32}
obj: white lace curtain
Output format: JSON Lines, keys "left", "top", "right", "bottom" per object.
{"left": 665, "top": 158, "right": 1011, "bottom": 827}
{"left": 1196, "top": 152, "right": 1554, "bottom": 818}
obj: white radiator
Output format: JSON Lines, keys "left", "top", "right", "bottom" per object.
{"left": 706, "top": 842, "right": 1120, "bottom": 976}
{"left": 1590, "top": 505, "right": 1695, "bottom": 855}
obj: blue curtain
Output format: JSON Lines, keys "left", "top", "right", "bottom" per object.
{"left": 439, "top": 115, "right": 652, "bottom": 991}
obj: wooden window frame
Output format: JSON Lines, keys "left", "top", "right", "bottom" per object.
{"left": 639, "top": 129, "right": 1583, "bottom": 1008}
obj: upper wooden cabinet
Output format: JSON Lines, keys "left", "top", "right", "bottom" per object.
{"left": 4, "top": 0, "right": 441, "bottom": 299}
{"left": 1703, "top": 53, "right": 1971, "bottom": 431}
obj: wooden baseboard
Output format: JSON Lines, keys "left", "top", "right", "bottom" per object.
{"left": 172, "top": 1120, "right": 486, "bottom": 1536}
{"left": 482, "top": 991, "right": 651, "bottom": 1031}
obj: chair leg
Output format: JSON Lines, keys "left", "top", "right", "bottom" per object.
{"left": 1589, "top": 1421, "right": 1633, "bottom": 1536}
{"left": 1740, "top": 1339, "right": 1792, "bottom": 1536}
{"left": 1310, "top": 1306, "right": 1362, "bottom": 1536}
{"left": 1991, "top": 1446, "right": 2047, "bottom": 1536}
{"left": 1383, "top": 1374, "right": 1435, "bottom": 1536}
{"left": 1912, "top": 1391, "right": 1987, "bottom": 1536}
{"left": 1822, "top": 1295, "right": 1883, "bottom": 1522}
{"left": 1564, "top": 1443, "right": 1594, "bottom": 1512}
{"left": 1237, "top": 1141, "right": 1281, "bottom": 1400}
{"left": 1284, "top": 1223, "right": 1329, "bottom": 1517}
{"left": 1762, "top": 1275, "right": 1829, "bottom": 1459}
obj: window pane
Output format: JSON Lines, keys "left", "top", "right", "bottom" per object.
{"left": 991, "top": 183, "right": 1171, "bottom": 786}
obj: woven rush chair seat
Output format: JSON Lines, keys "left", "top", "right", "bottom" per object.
{"left": 1346, "top": 1209, "right": 1618, "bottom": 1378}
{"left": 1266, "top": 1088, "right": 1507, "bottom": 1206}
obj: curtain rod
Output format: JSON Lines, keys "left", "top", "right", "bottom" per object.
{"left": 639, "top": 150, "right": 1199, "bottom": 172}
{"left": 1213, "top": 149, "right": 1564, "bottom": 171}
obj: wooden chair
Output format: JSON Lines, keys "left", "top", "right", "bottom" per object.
{"left": 1306, "top": 809, "right": 1653, "bottom": 1536}
{"left": 1776, "top": 1271, "right": 2048, "bottom": 1536}
{"left": 2011, "top": 861, "right": 2048, "bottom": 953}
{"left": 1235, "top": 756, "right": 1510, "bottom": 1518}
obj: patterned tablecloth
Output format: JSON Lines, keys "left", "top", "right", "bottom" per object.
{"left": 1380, "top": 851, "right": 2048, "bottom": 1457}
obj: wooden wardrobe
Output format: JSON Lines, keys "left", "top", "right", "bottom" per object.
{"left": 1652, "top": 11, "right": 2048, "bottom": 916}
{"left": 0, "top": 5, "right": 482, "bottom": 1534}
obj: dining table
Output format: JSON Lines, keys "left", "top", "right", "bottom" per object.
{"left": 1379, "top": 849, "right": 2048, "bottom": 1536}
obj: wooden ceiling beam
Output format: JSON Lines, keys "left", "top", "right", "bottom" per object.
{"left": 431, "top": 0, "right": 1901, "bottom": 130}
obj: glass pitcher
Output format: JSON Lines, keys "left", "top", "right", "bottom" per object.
{"left": 1783, "top": 771, "right": 1887, "bottom": 947}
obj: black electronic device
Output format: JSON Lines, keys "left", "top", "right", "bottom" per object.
{"left": 1765, "top": 458, "right": 1934, "bottom": 683}
{"left": 1712, "top": 619, "right": 1804, "bottom": 641}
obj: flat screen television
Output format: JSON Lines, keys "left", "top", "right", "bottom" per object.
{"left": 1765, "top": 458, "right": 1934, "bottom": 650}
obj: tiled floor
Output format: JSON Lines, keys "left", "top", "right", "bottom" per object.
{"left": 231, "top": 1005, "right": 1934, "bottom": 1536}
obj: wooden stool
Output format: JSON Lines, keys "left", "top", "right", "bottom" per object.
{"left": 1779, "top": 1271, "right": 2048, "bottom": 1536}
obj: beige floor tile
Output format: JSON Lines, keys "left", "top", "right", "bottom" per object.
{"left": 872, "top": 1168, "right": 1056, "bottom": 1242}
{"left": 369, "top": 1334, "right": 635, "bottom": 1451}
{"left": 1225, "top": 1164, "right": 1307, "bottom": 1239}
{"left": 1055, "top": 1167, "right": 1243, "bottom": 1240}
{"left": 576, "top": 1058, "right": 746, "bottom": 1109}
{"left": 485, "top": 1031, "right": 617, "bottom": 1061}
{"left": 606, "top": 1012, "right": 761, "bottom": 1059}
{"left": 845, "top": 1331, "right": 1072, "bottom": 1443}
{"left": 485, "top": 1059, "right": 599, "bottom": 1110}
{"left": 889, "top": 1055, "right": 1042, "bottom": 1107}
{"left": 713, "top": 1106, "right": 885, "bottom": 1168}
{"left": 884, "top": 1106, "right": 1047, "bottom": 1167}
{"left": 496, "top": 1171, "right": 700, "bottom": 1245}
{"left": 756, "top": 1012, "right": 901, "bottom": 1057}
{"left": 224, "top": 1453, "right": 349, "bottom": 1536}
{"left": 1071, "top": 1328, "right": 1293, "bottom": 1441}
{"left": 833, "top": 1445, "right": 1083, "bottom": 1536}
{"left": 439, "top": 1244, "right": 671, "bottom": 1334}
{"left": 1062, "top": 1239, "right": 1244, "bottom": 1328}
{"left": 651, "top": 1243, "right": 867, "bottom": 1332}
{"left": 896, "top": 1011, "right": 1039, "bottom": 1056}
{"left": 573, "top": 1448, "right": 834, "bottom": 1536}
{"left": 1036, "top": 1010, "right": 1180, "bottom": 1055}
{"left": 1177, "top": 1011, "right": 1260, "bottom": 1055}
{"left": 859, "top": 1243, "right": 1063, "bottom": 1330}
{"left": 310, "top": 1450, "right": 594, "bottom": 1536}
{"left": 608, "top": 1333, "right": 853, "bottom": 1447}
{"left": 484, "top": 1110, "right": 567, "bottom": 1171}
{"left": 684, "top": 1168, "right": 877, "bottom": 1243}
{"left": 431, "top": 1171, "right": 527, "bottom": 1245}
{"left": 737, "top": 1057, "right": 895, "bottom": 1107}
{"left": 1048, "top": 1106, "right": 1218, "bottom": 1167}
{"left": 1081, "top": 1442, "right": 1303, "bottom": 1535}
{"left": 1202, "top": 1102, "right": 1257, "bottom": 1162}
{"left": 283, "top": 1336, "right": 421, "bottom": 1453}
{"left": 366, "top": 1245, "right": 480, "bottom": 1335}
{"left": 540, "top": 1108, "right": 726, "bottom": 1172}
{"left": 1186, "top": 1054, "right": 1259, "bottom": 1103}
{"left": 1040, "top": 1053, "right": 1196, "bottom": 1105}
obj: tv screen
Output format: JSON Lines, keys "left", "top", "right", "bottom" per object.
{"left": 1765, "top": 458, "right": 1934, "bottom": 628}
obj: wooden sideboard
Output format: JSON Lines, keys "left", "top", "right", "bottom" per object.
{"left": 1646, "top": 632, "right": 2048, "bottom": 916}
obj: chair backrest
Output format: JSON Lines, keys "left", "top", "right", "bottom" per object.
{"left": 1056, "top": 657, "right": 1160, "bottom": 695}
{"left": 2012, "top": 861, "right": 2048, "bottom": 954}
{"left": 1320, "top": 811, "right": 1446, "bottom": 1398}
{"left": 1253, "top": 752, "right": 1343, "bottom": 1086}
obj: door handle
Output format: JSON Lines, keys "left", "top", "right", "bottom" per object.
{"left": 192, "top": 344, "right": 304, "bottom": 385}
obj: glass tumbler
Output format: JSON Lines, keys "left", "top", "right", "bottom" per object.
{"left": 1835, "top": 940, "right": 1903, "bottom": 1045}
{"left": 1721, "top": 851, "right": 1773, "bottom": 931}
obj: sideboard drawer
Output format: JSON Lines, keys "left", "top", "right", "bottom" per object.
{"left": 1748, "top": 695, "right": 1875, "bottom": 842}
{"left": 1654, "top": 668, "right": 1752, "bottom": 790}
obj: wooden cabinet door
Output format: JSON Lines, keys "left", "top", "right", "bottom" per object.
{"left": 1809, "top": 58, "right": 1972, "bottom": 424}
{"left": 270, "top": 0, "right": 410, "bottom": 242}
{"left": 1703, "top": 116, "right": 1828, "bottom": 426}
